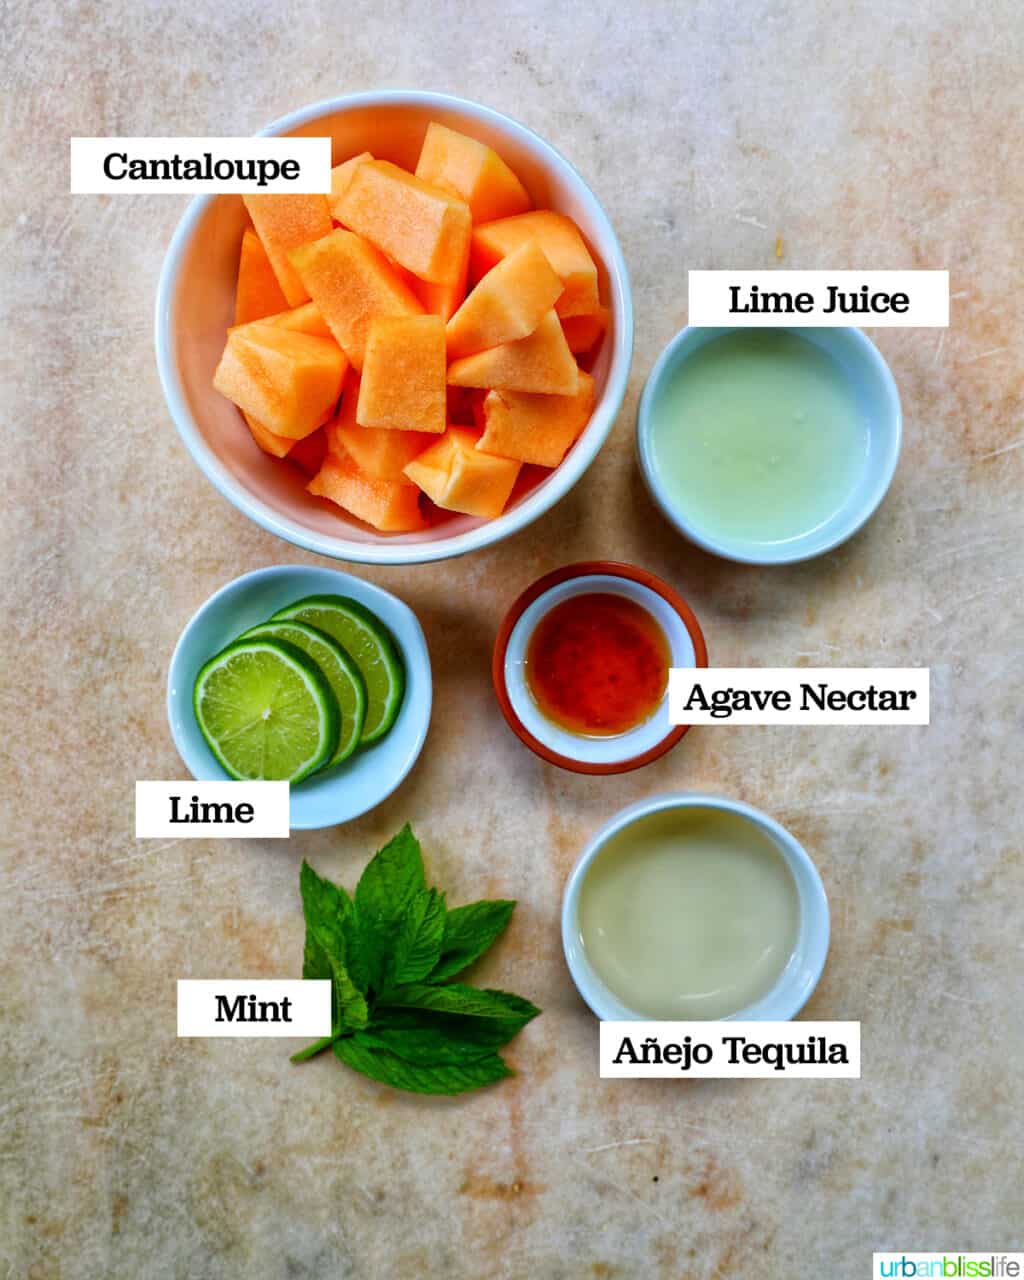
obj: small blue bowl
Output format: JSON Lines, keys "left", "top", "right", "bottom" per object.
{"left": 636, "top": 325, "right": 902, "bottom": 565}
{"left": 167, "top": 565, "right": 432, "bottom": 829}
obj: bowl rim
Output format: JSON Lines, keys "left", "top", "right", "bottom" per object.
{"left": 165, "top": 563, "right": 432, "bottom": 829}
{"left": 491, "top": 560, "right": 708, "bottom": 774}
{"left": 561, "top": 791, "right": 831, "bottom": 1021}
{"left": 635, "top": 323, "right": 903, "bottom": 566}
{"left": 155, "top": 89, "right": 634, "bottom": 565}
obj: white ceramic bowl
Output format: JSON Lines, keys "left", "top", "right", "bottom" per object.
{"left": 155, "top": 91, "right": 633, "bottom": 565}
{"left": 166, "top": 564, "right": 431, "bottom": 829}
{"left": 492, "top": 561, "right": 707, "bottom": 774}
{"left": 562, "top": 793, "right": 830, "bottom": 1020}
{"left": 636, "top": 325, "right": 902, "bottom": 565}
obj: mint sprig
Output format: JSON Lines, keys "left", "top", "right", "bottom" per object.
{"left": 291, "top": 824, "right": 539, "bottom": 1095}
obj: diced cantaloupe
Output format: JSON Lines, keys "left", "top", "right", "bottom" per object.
{"left": 410, "top": 233, "right": 469, "bottom": 322}
{"left": 243, "top": 412, "right": 296, "bottom": 458}
{"left": 414, "top": 123, "right": 532, "bottom": 224}
{"left": 288, "top": 426, "right": 328, "bottom": 475}
{"left": 327, "top": 152, "right": 373, "bottom": 220}
{"left": 231, "top": 300, "right": 333, "bottom": 340}
{"left": 470, "top": 211, "right": 599, "bottom": 317}
{"left": 234, "top": 228, "right": 289, "bottom": 325}
{"left": 288, "top": 229, "right": 423, "bottom": 371}
{"left": 561, "top": 306, "right": 608, "bottom": 355}
{"left": 326, "top": 371, "right": 434, "bottom": 480}
{"left": 213, "top": 323, "right": 346, "bottom": 439}
{"left": 242, "top": 194, "right": 333, "bottom": 307}
{"left": 447, "top": 309, "right": 579, "bottom": 395}
{"left": 475, "top": 370, "right": 595, "bottom": 468}
{"left": 404, "top": 426, "right": 520, "bottom": 519}
{"left": 357, "top": 315, "right": 446, "bottom": 434}
{"left": 445, "top": 239, "right": 563, "bottom": 359}
{"left": 337, "top": 160, "right": 472, "bottom": 284}
{"left": 308, "top": 451, "right": 426, "bottom": 532}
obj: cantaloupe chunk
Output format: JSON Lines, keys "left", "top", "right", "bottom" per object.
{"left": 475, "top": 370, "right": 595, "bottom": 468}
{"left": 234, "top": 228, "right": 289, "bottom": 325}
{"left": 561, "top": 306, "right": 608, "bottom": 355}
{"left": 326, "top": 372, "right": 434, "bottom": 480}
{"left": 415, "top": 123, "right": 532, "bottom": 224}
{"left": 288, "top": 426, "right": 328, "bottom": 474}
{"left": 447, "top": 309, "right": 579, "bottom": 395}
{"left": 337, "top": 160, "right": 472, "bottom": 284}
{"left": 231, "top": 301, "right": 332, "bottom": 340}
{"left": 213, "top": 323, "right": 346, "bottom": 439}
{"left": 327, "top": 152, "right": 373, "bottom": 220}
{"left": 357, "top": 315, "right": 446, "bottom": 434}
{"left": 242, "top": 194, "right": 333, "bottom": 307}
{"left": 308, "top": 451, "right": 426, "bottom": 532}
{"left": 288, "top": 229, "right": 423, "bottom": 371}
{"left": 243, "top": 412, "right": 296, "bottom": 458}
{"left": 470, "top": 211, "right": 599, "bottom": 317}
{"left": 446, "top": 239, "right": 563, "bottom": 359}
{"left": 404, "top": 427, "right": 520, "bottom": 519}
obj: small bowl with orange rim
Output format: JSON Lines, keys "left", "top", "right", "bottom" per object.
{"left": 492, "top": 561, "right": 708, "bottom": 774}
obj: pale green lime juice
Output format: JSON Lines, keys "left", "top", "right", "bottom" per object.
{"left": 649, "top": 330, "right": 869, "bottom": 545}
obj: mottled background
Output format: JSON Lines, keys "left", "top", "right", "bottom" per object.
{"left": 2, "top": 0, "right": 1022, "bottom": 1276}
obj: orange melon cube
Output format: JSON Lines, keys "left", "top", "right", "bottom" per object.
{"left": 357, "top": 315, "right": 446, "bottom": 434}
{"left": 243, "top": 412, "right": 296, "bottom": 458}
{"left": 213, "top": 323, "right": 346, "bottom": 439}
{"left": 288, "top": 229, "right": 423, "bottom": 371}
{"left": 470, "top": 211, "right": 600, "bottom": 317}
{"left": 562, "top": 306, "right": 608, "bottom": 355}
{"left": 234, "top": 228, "right": 289, "bottom": 325}
{"left": 475, "top": 370, "right": 595, "bottom": 468}
{"left": 447, "top": 309, "right": 579, "bottom": 395}
{"left": 231, "top": 300, "right": 333, "bottom": 340}
{"left": 404, "top": 427, "right": 520, "bottom": 519}
{"left": 446, "top": 239, "right": 563, "bottom": 359}
{"left": 327, "top": 152, "right": 373, "bottom": 220}
{"left": 308, "top": 451, "right": 426, "bottom": 532}
{"left": 326, "top": 371, "right": 434, "bottom": 480}
{"left": 242, "top": 194, "right": 333, "bottom": 307}
{"left": 337, "top": 160, "right": 472, "bottom": 284}
{"left": 410, "top": 231, "right": 469, "bottom": 322}
{"left": 415, "top": 122, "right": 532, "bottom": 224}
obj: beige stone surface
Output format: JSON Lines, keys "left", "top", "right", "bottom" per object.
{"left": 2, "top": 1, "right": 1022, "bottom": 1275}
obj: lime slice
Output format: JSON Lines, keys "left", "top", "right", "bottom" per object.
{"left": 271, "top": 594, "right": 404, "bottom": 745}
{"left": 193, "top": 638, "right": 339, "bottom": 782}
{"left": 240, "top": 620, "right": 366, "bottom": 767}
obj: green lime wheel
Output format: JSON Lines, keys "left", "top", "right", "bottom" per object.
{"left": 240, "top": 620, "right": 366, "bottom": 768}
{"left": 270, "top": 594, "right": 404, "bottom": 745}
{"left": 193, "top": 638, "right": 339, "bottom": 783}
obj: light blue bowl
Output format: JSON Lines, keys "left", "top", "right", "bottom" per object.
{"left": 636, "top": 325, "right": 902, "bottom": 565}
{"left": 167, "top": 565, "right": 432, "bottom": 829}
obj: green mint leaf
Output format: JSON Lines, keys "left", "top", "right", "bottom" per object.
{"left": 378, "top": 982, "right": 540, "bottom": 1033}
{"left": 430, "top": 899, "right": 516, "bottom": 981}
{"left": 362, "top": 1010, "right": 524, "bottom": 1062}
{"left": 333, "top": 1034, "right": 513, "bottom": 1095}
{"left": 299, "top": 859, "right": 351, "bottom": 981}
{"left": 388, "top": 888, "right": 446, "bottom": 988}
{"left": 354, "top": 824, "right": 426, "bottom": 994}
{"left": 298, "top": 861, "right": 368, "bottom": 1034}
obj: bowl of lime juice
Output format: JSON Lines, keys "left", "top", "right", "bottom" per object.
{"left": 637, "top": 326, "right": 901, "bottom": 565}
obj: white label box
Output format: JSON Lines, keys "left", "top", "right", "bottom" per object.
{"left": 688, "top": 269, "right": 949, "bottom": 326}
{"left": 70, "top": 137, "right": 332, "bottom": 193}
{"left": 668, "top": 668, "right": 930, "bottom": 725}
{"left": 135, "top": 781, "right": 290, "bottom": 838}
{"left": 177, "top": 980, "right": 331, "bottom": 1037}
{"left": 601, "top": 1021, "right": 861, "bottom": 1079}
